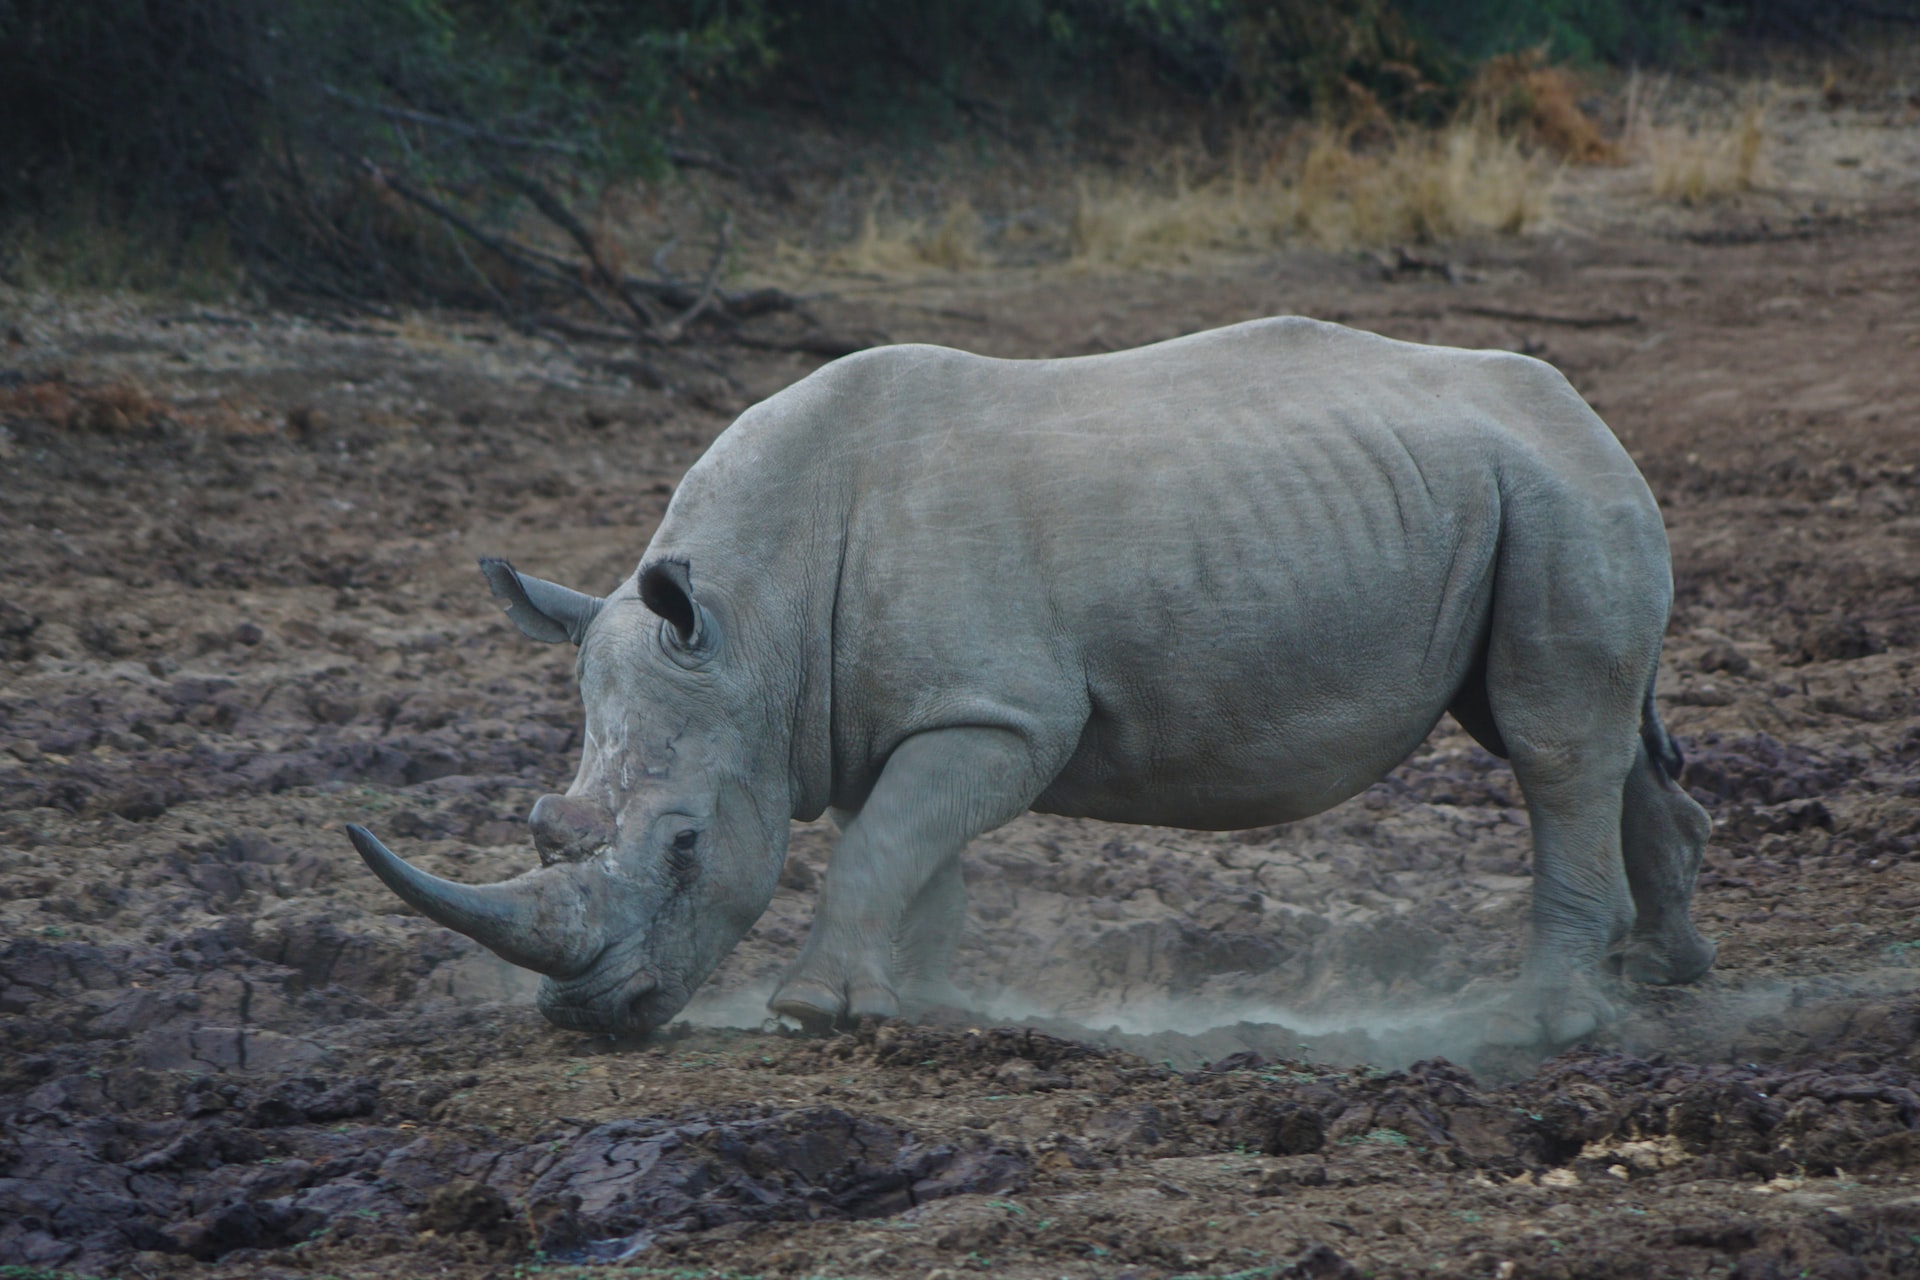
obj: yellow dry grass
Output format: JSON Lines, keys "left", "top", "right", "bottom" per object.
{"left": 1645, "top": 106, "right": 1767, "bottom": 204}
{"left": 815, "top": 115, "right": 1556, "bottom": 281}
{"left": 839, "top": 193, "right": 985, "bottom": 274}
{"left": 1068, "top": 122, "right": 1552, "bottom": 268}
{"left": 1630, "top": 77, "right": 1770, "bottom": 205}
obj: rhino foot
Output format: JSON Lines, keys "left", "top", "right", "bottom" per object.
{"left": 1478, "top": 981, "right": 1615, "bottom": 1049}
{"left": 769, "top": 974, "right": 900, "bottom": 1033}
{"left": 1607, "top": 927, "right": 1717, "bottom": 986}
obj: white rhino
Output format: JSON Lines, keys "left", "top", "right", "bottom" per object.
{"left": 347, "top": 316, "right": 1715, "bottom": 1044}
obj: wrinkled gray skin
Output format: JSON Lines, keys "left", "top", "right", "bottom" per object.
{"left": 349, "top": 317, "right": 1716, "bottom": 1045}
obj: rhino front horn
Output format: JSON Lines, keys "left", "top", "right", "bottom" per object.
{"left": 345, "top": 824, "right": 604, "bottom": 978}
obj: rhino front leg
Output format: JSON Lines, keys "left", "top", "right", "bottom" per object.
{"left": 772, "top": 726, "right": 1043, "bottom": 1030}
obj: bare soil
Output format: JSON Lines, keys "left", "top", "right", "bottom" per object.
{"left": 5, "top": 105, "right": 1920, "bottom": 1279}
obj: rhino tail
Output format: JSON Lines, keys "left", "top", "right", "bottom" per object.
{"left": 1639, "top": 680, "right": 1684, "bottom": 784}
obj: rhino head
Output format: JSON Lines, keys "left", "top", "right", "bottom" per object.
{"left": 347, "top": 556, "right": 791, "bottom": 1034}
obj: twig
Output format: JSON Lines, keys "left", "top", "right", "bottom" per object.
{"left": 651, "top": 236, "right": 683, "bottom": 284}
{"left": 654, "top": 214, "right": 733, "bottom": 341}
{"left": 666, "top": 146, "right": 746, "bottom": 180}
{"left": 234, "top": 226, "right": 398, "bottom": 318}
{"left": 526, "top": 315, "right": 644, "bottom": 344}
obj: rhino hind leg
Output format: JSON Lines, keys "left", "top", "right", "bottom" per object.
{"left": 1451, "top": 652, "right": 1635, "bottom": 951}
{"left": 1609, "top": 726, "right": 1716, "bottom": 984}
{"left": 1452, "top": 641, "right": 1635, "bottom": 952}
{"left": 1473, "top": 511, "right": 1694, "bottom": 1044}
{"left": 771, "top": 726, "right": 1046, "bottom": 1030}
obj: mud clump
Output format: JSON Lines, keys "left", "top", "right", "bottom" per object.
{"left": 417, "top": 1181, "right": 519, "bottom": 1245}
{"left": 528, "top": 1107, "right": 1029, "bottom": 1260}
{"left": 1789, "top": 615, "right": 1882, "bottom": 665}
{"left": 0, "top": 1077, "right": 1027, "bottom": 1273}
{"left": 1681, "top": 732, "right": 1855, "bottom": 807}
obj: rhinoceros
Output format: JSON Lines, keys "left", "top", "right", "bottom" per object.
{"left": 346, "top": 316, "right": 1716, "bottom": 1044}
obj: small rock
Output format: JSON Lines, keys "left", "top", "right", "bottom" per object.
{"left": 0, "top": 600, "right": 40, "bottom": 660}
{"left": 417, "top": 1181, "right": 516, "bottom": 1244}
{"left": 1791, "top": 616, "right": 1879, "bottom": 665}
{"left": 1697, "top": 642, "right": 1751, "bottom": 676}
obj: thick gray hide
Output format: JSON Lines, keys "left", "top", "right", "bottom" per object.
{"left": 353, "top": 317, "right": 1716, "bottom": 1043}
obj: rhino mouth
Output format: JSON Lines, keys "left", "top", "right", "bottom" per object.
{"left": 537, "top": 961, "right": 686, "bottom": 1033}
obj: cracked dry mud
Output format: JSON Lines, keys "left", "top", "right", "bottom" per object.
{"left": 5, "top": 197, "right": 1920, "bottom": 1277}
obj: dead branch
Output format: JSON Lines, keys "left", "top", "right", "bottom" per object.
{"left": 665, "top": 146, "right": 746, "bottom": 180}
{"left": 277, "top": 118, "right": 807, "bottom": 351}
{"left": 362, "top": 160, "right": 635, "bottom": 333}
{"left": 527, "top": 315, "right": 640, "bottom": 344}
{"left": 491, "top": 167, "right": 667, "bottom": 331}
{"left": 653, "top": 214, "right": 732, "bottom": 342}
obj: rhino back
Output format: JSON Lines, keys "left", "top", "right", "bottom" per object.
{"left": 662, "top": 317, "right": 1661, "bottom": 826}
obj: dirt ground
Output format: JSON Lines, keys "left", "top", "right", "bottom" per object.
{"left": 5, "top": 85, "right": 1920, "bottom": 1280}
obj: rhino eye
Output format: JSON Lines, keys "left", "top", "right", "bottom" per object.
{"left": 666, "top": 828, "right": 700, "bottom": 887}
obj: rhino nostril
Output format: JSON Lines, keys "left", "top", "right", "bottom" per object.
{"left": 529, "top": 793, "right": 614, "bottom": 864}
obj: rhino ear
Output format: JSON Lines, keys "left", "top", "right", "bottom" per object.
{"left": 479, "top": 558, "right": 604, "bottom": 645}
{"left": 639, "top": 558, "right": 712, "bottom": 655}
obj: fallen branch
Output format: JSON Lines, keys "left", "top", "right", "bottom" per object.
{"left": 653, "top": 214, "right": 733, "bottom": 342}
{"left": 277, "top": 123, "right": 808, "bottom": 351}
{"left": 491, "top": 167, "right": 667, "bottom": 332}
{"left": 362, "top": 160, "right": 635, "bottom": 333}
{"left": 665, "top": 146, "right": 746, "bottom": 180}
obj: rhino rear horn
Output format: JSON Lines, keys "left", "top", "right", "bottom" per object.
{"left": 479, "top": 557, "right": 604, "bottom": 645}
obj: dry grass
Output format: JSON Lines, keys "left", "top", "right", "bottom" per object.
{"left": 837, "top": 193, "right": 985, "bottom": 274}
{"left": 1645, "top": 105, "right": 1767, "bottom": 204}
{"left": 1467, "top": 51, "right": 1618, "bottom": 164}
{"left": 1628, "top": 75, "right": 1771, "bottom": 205}
{"left": 1067, "top": 122, "right": 1552, "bottom": 268}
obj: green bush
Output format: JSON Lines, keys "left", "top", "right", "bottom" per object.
{"left": 0, "top": 0, "right": 774, "bottom": 299}
{"left": 1395, "top": 0, "right": 1713, "bottom": 67}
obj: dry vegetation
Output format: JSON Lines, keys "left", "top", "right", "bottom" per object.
{"left": 17, "top": 53, "right": 1914, "bottom": 307}
{"left": 1631, "top": 76, "right": 1772, "bottom": 206}
{"left": 820, "top": 117, "right": 1560, "bottom": 278}
{"left": 730, "top": 49, "right": 1914, "bottom": 288}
